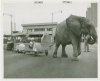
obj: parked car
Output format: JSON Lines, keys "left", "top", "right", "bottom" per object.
{"left": 15, "top": 43, "right": 25, "bottom": 53}
{"left": 6, "top": 42, "right": 14, "bottom": 51}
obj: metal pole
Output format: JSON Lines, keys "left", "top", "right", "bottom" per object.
{"left": 11, "top": 15, "right": 13, "bottom": 36}
{"left": 14, "top": 17, "right": 16, "bottom": 31}
{"left": 14, "top": 22, "right": 16, "bottom": 31}
{"left": 51, "top": 11, "right": 62, "bottom": 42}
{"left": 52, "top": 13, "right": 53, "bottom": 36}
{"left": 52, "top": 11, "right": 62, "bottom": 36}
{"left": 10, "top": 15, "right": 13, "bottom": 41}
{"left": 3, "top": 13, "right": 13, "bottom": 41}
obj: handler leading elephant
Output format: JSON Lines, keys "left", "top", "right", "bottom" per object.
{"left": 53, "top": 15, "right": 97, "bottom": 60}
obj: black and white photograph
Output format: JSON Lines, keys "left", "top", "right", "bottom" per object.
{"left": 2, "top": 0, "right": 98, "bottom": 78}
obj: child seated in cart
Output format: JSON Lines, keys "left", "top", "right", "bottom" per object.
{"left": 29, "top": 40, "right": 41, "bottom": 55}
{"left": 25, "top": 34, "right": 53, "bottom": 56}
{"left": 29, "top": 41, "right": 34, "bottom": 49}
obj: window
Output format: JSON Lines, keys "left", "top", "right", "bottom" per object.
{"left": 47, "top": 28, "right": 52, "bottom": 31}
{"left": 27, "top": 29, "right": 32, "bottom": 33}
{"left": 34, "top": 28, "right": 45, "bottom": 31}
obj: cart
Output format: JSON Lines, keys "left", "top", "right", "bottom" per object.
{"left": 24, "top": 42, "right": 52, "bottom": 56}
{"left": 23, "top": 34, "right": 54, "bottom": 56}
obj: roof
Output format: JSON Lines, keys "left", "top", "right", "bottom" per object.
{"left": 12, "top": 32, "right": 26, "bottom": 36}
{"left": 21, "top": 22, "right": 57, "bottom": 27}
{"left": 4, "top": 34, "right": 11, "bottom": 37}
{"left": 4, "top": 32, "right": 26, "bottom": 37}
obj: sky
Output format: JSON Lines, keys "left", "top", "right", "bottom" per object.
{"left": 3, "top": 0, "right": 91, "bottom": 34}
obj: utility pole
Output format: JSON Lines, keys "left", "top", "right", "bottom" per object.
{"left": 52, "top": 10, "right": 62, "bottom": 36}
{"left": 52, "top": 12, "right": 53, "bottom": 35}
{"left": 51, "top": 11, "right": 62, "bottom": 42}
{"left": 3, "top": 13, "right": 13, "bottom": 40}
{"left": 51, "top": 1, "right": 72, "bottom": 37}
{"left": 13, "top": 17, "right": 16, "bottom": 31}
{"left": 14, "top": 22, "right": 16, "bottom": 31}
{"left": 10, "top": 15, "right": 13, "bottom": 37}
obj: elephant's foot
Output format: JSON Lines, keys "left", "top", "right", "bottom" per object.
{"left": 78, "top": 52, "right": 81, "bottom": 56}
{"left": 53, "top": 54, "right": 57, "bottom": 58}
{"left": 87, "top": 50, "right": 90, "bottom": 52}
{"left": 61, "top": 53, "right": 68, "bottom": 58}
{"left": 72, "top": 57, "right": 79, "bottom": 61}
{"left": 84, "top": 50, "right": 90, "bottom": 52}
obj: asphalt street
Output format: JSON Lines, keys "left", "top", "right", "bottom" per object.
{"left": 4, "top": 43, "right": 97, "bottom": 78}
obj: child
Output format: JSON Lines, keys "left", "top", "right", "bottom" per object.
{"left": 29, "top": 41, "right": 33, "bottom": 49}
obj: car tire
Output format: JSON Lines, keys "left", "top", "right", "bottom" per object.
{"left": 34, "top": 52, "right": 38, "bottom": 56}
{"left": 45, "top": 50, "right": 48, "bottom": 56}
{"left": 23, "top": 51, "right": 26, "bottom": 54}
{"left": 17, "top": 49, "right": 20, "bottom": 53}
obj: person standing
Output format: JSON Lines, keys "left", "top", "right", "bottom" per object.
{"left": 81, "top": 34, "right": 84, "bottom": 42}
{"left": 84, "top": 34, "right": 91, "bottom": 52}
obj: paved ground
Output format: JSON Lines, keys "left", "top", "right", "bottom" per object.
{"left": 4, "top": 43, "right": 97, "bottom": 78}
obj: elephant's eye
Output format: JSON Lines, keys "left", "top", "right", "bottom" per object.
{"left": 87, "top": 24, "right": 91, "bottom": 28}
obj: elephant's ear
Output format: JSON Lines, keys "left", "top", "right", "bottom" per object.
{"left": 79, "top": 17, "right": 91, "bottom": 33}
{"left": 79, "top": 17, "right": 91, "bottom": 27}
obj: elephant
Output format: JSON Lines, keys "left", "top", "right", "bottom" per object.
{"left": 53, "top": 15, "right": 97, "bottom": 60}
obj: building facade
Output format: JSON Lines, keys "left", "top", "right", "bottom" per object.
{"left": 21, "top": 22, "right": 57, "bottom": 41}
{"left": 86, "top": 3, "right": 97, "bottom": 27}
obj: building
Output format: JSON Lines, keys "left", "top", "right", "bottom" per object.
{"left": 21, "top": 22, "right": 57, "bottom": 41}
{"left": 86, "top": 3, "right": 97, "bottom": 27}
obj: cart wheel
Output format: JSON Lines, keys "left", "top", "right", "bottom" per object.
{"left": 34, "top": 52, "right": 38, "bottom": 56}
{"left": 17, "top": 50, "right": 19, "bottom": 53}
{"left": 23, "top": 51, "right": 26, "bottom": 54}
{"left": 45, "top": 50, "right": 48, "bottom": 56}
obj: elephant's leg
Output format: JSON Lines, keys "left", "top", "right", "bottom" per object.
{"left": 87, "top": 44, "right": 90, "bottom": 52}
{"left": 53, "top": 43, "right": 60, "bottom": 58}
{"left": 77, "top": 41, "right": 81, "bottom": 56}
{"left": 72, "top": 40, "right": 79, "bottom": 61}
{"left": 84, "top": 42, "right": 87, "bottom": 52}
{"left": 61, "top": 45, "right": 68, "bottom": 58}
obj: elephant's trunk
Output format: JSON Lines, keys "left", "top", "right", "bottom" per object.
{"left": 87, "top": 34, "right": 96, "bottom": 44}
{"left": 88, "top": 26, "right": 97, "bottom": 44}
